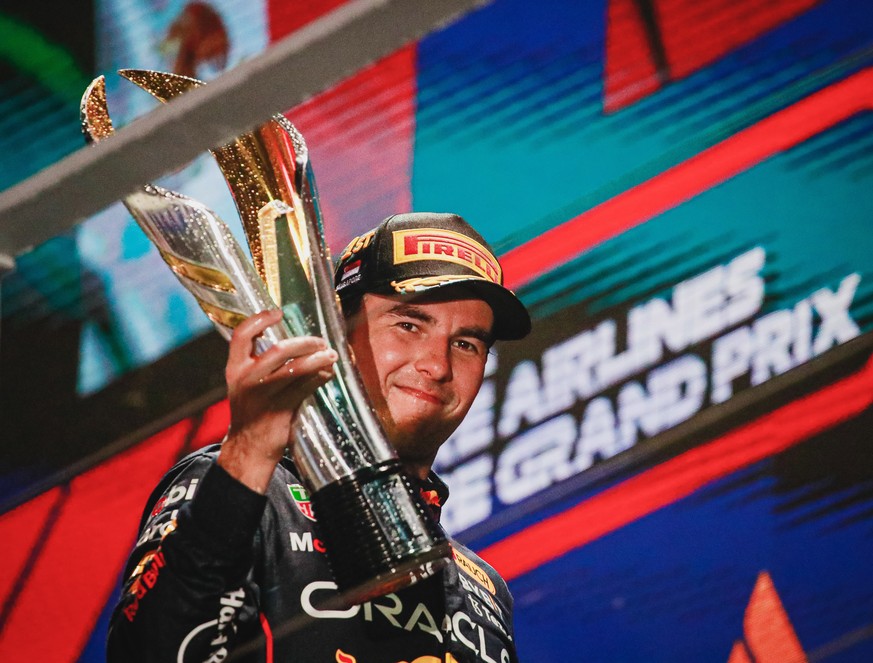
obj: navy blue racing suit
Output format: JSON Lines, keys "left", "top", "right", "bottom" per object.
{"left": 107, "top": 444, "right": 518, "bottom": 663}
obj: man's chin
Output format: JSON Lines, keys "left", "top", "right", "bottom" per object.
{"left": 388, "top": 428, "right": 444, "bottom": 464}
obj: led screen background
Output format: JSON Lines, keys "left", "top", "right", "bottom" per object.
{"left": 1, "top": 0, "right": 872, "bottom": 661}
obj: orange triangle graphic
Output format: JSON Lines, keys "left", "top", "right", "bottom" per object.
{"left": 727, "top": 641, "right": 753, "bottom": 663}
{"left": 729, "top": 571, "right": 808, "bottom": 663}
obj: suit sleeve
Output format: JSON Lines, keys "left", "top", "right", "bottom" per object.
{"left": 106, "top": 458, "right": 267, "bottom": 663}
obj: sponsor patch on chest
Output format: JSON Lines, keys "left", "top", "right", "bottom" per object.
{"left": 288, "top": 483, "right": 317, "bottom": 521}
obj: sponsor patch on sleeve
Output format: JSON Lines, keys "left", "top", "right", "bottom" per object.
{"left": 452, "top": 546, "right": 496, "bottom": 595}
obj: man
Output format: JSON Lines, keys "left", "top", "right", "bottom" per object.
{"left": 107, "top": 213, "right": 532, "bottom": 663}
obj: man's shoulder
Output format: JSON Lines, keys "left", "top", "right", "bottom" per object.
{"left": 134, "top": 444, "right": 222, "bottom": 530}
{"left": 449, "top": 538, "right": 512, "bottom": 600}
{"left": 173, "top": 442, "right": 222, "bottom": 469}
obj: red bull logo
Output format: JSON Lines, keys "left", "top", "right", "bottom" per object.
{"left": 420, "top": 489, "right": 441, "bottom": 508}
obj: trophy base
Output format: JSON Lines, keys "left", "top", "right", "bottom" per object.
{"left": 311, "top": 463, "right": 451, "bottom": 605}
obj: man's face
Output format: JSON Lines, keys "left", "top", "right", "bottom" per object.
{"left": 346, "top": 290, "right": 494, "bottom": 471}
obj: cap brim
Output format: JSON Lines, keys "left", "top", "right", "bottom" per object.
{"left": 400, "top": 278, "right": 531, "bottom": 341}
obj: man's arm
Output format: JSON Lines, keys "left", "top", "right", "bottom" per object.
{"left": 106, "top": 458, "right": 266, "bottom": 663}
{"left": 107, "top": 310, "right": 337, "bottom": 662}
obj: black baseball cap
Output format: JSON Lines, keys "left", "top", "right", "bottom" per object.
{"left": 333, "top": 213, "right": 531, "bottom": 340}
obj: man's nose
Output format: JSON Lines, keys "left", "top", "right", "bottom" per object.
{"left": 414, "top": 341, "right": 452, "bottom": 381}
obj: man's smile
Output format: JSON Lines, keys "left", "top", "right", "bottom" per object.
{"left": 393, "top": 384, "right": 446, "bottom": 406}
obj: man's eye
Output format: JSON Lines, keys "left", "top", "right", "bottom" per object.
{"left": 454, "top": 339, "right": 482, "bottom": 354}
{"left": 397, "top": 321, "right": 417, "bottom": 332}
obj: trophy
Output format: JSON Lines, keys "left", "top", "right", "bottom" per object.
{"left": 81, "top": 71, "right": 450, "bottom": 603}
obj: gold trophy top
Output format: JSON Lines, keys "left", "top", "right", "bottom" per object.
{"left": 120, "top": 68, "right": 313, "bottom": 306}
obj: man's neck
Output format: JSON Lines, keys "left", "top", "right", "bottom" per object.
{"left": 402, "top": 460, "right": 434, "bottom": 481}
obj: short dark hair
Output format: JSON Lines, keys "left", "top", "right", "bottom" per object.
{"left": 339, "top": 293, "right": 363, "bottom": 320}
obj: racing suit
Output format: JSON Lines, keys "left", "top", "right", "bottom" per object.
{"left": 107, "top": 444, "right": 518, "bottom": 663}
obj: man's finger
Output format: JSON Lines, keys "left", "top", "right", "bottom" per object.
{"left": 253, "top": 338, "right": 331, "bottom": 377}
{"left": 271, "top": 369, "right": 338, "bottom": 417}
{"left": 254, "top": 346, "right": 338, "bottom": 388}
{"left": 228, "top": 309, "right": 284, "bottom": 365}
